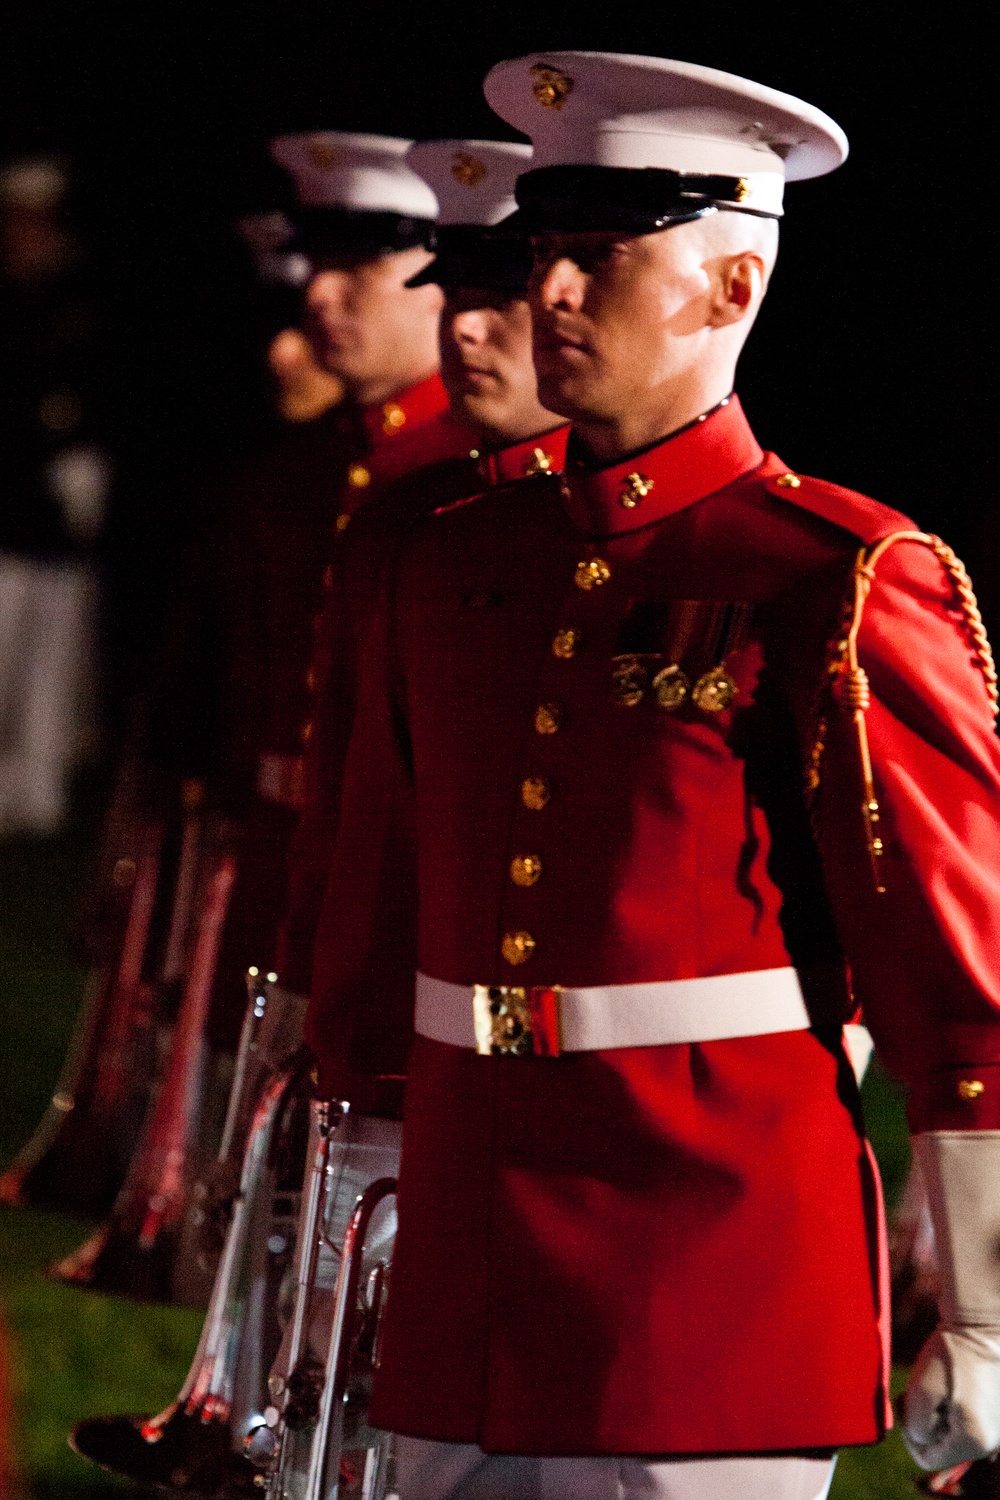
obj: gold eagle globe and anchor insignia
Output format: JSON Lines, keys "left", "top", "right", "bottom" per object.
{"left": 530, "top": 62, "right": 574, "bottom": 110}
{"left": 619, "top": 472, "right": 655, "bottom": 510}
{"left": 451, "top": 152, "right": 488, "bottom": 188}
{"left": 525, "top": 447, "right": 555, "bottom": 476}
{"left": 306, "top": 139, "right": 339, "bottom": 170}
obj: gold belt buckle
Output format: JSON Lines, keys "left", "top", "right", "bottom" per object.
{"left": 473, "top": 985, "right": 563, "bottom": 1057}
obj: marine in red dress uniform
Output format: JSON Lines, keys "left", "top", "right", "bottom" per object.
{"left": 305, "top": 57, "right": 1000, "bottom": 1500}
{"left": 62, "top": 134, "right": 474, "bottom": 1486}
{"left": 193, "top": 133, "right": 475, "bottom": 1049}
{"left": 280, "top": 137, "right": 569, "bottom": 999}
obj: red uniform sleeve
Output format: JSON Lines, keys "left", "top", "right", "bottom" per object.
{"left": 277, "top": 580, "right": 351, "bottom": 994}
{"left": 301, "top": 578, "right": 418, "bottom": 1116}
{"left": 279, "top": 458, "right": 479, "bottom": 994}
{"left": 815, "top": 538, "right": 1000, "bottom": 1128}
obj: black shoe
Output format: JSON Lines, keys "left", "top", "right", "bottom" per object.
{"left": 69, "top": 1404, "right": 259, "bottom": 1495}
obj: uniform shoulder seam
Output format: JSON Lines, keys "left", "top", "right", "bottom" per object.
{"left": 431, "top": 474, "right": 546, "bottom": 518}
{"left": 760, "top": 467, "right": 914, "bottom": 545}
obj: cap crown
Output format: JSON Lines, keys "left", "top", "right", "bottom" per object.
{"left": 270, "top": 131, "right": 439, "bottom": 219}
{"left": 485, "top": 52, "right": 848, "bottom": 218}
{"left": 406, "top": 139, "right": 532, "bottom": 226}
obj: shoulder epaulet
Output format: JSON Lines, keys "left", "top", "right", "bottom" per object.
{"left": 761, "top": 466, "right": 914, "bottom": 547}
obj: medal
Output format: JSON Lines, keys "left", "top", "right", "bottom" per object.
{"left": 611, "top": 655, "right": 649, "bottom": 707}
{"left": 692, "top": 666, "right": 739, "bottom": 712}
{"left": 651, "top": 663, "right": 689, "bottom": 710}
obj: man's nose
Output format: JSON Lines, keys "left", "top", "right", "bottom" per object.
{"left": 531, "top": 256, "right": 584, "bottom": 313}
{"left": 306, "top": 269, "right": 348, "bottom": 311}
{"left": 450, "top": 307, "right": 489, "bottom": 347}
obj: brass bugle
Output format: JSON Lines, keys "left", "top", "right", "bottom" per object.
{"left": 172, "top": 969, "right": 310, "bottom": 1308}
{"left": 69, "top": 1057, "right": 309, "bottom": 1495}
{"left": 0, "top": 819, "right": 164, "bottom": 1216}
{"left": 50, "top": 834, "right": 238, "bottom": 1302}
{"left": 252, "top": 1099, "right": 400, "bottom": 1500}
{"left": 302, "top": 1175, "right": 398, "bottom": 1500}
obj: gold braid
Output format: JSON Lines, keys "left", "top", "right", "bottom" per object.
{"left": 807, "top": 531, "right": 998, "bottom": 894}
{"left": 921, "top": 535, "right": 999, "bottom": 715}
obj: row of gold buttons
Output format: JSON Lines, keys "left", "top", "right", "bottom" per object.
{"left": 501, "top": 551, "right": 615, "bottom": 967}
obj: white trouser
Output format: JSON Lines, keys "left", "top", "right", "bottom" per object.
{"left": 0, "top": 553, "right": 96, "bottom": 833}
{"left": 392, "top": 1437, "right": 837, "bottom": 1500}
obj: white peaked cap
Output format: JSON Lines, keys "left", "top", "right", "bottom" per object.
{"left": 484, "top": 52, "right": 849, "bottom": 218}
{"left": 0, "top": 157, "right": 68, "bottom": 210}
{"left": 270, "top": 132, "right": 439, "bottom": 219}
{"left": 405, "top": 139, "right": 532, "bottom": 226}
{"left": 236, "top": 211, "right": 294, "bottom": 254}
{"left": 235, "top": 212, "right": 310, "bottom": 287}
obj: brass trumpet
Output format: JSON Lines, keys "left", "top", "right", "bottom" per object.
{"left": 249, "top": 1098, "right": 400, "bottom": 1500}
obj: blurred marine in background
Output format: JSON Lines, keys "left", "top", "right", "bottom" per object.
{"left": 0, "top": 156, "right": 111, "bottom": 834}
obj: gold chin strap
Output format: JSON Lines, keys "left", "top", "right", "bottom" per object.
{"left": 811, "top": 531, "right": 998, "bottom": 894}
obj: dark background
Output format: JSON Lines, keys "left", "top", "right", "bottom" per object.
{"left": 1, "top": 2, "right": 996, "bottom": 713}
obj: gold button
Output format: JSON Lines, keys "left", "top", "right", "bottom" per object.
{"left": 521, "top": 776, "right": 551, "bottom": 810}
{"left": 322, "top": 564, "right": 334, "bottom": 589}
{"left": 525, "top": 447, "right": 554, "bottom": 476}
{"left": 574, "top": 557, "right": 611, "bottom": 591}
{"left": 347, "top": 464, "right": 371, "bottom": 488}
{"left": 502, "top": 930, "right": 536, "bottom": 965}
{"left": 510, "top": 854, "right": 542, "bottom": 887}
{"left": 305, "top": 667, "right": 316, "bottom": 691}
{"left": 382, "top": 402, "right": 406, "bottom": 432}
{"left": 620, "top": 472, "right": 654, "bottom": 509}
{"left": 335, "top": 512, "right": 351, "bottom": 533}
{"left": 552, "top": 627, "right": 579, "bottom": 659}
{"left": 775, "top": 472, "right": 802, "bottom": 489}
{"left": 534, "top": 703, "right": 562, "bottom": 735}
{"left": 301, "top": 720, "right": 313, "bottom": 744}
{"left": 112, "top": 858, "right": 137, "bottom": 889}
{"left": 958, "top": 1079, "right": 986, "bottom": 1101}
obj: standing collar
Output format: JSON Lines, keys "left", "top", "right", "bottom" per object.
{"left": 360, "top": 372, "right": 450, "bottom": 448}
{"left": 477, "top": 425, "right": 570, "bottom": 487}
{"left": 340, "top": 375, "right": 475, "bottom": 513}
{"left": 560, "top": 395, "right": 763, "bottom": 537}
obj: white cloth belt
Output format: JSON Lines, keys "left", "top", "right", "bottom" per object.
{"left": 415, "top": 967, "right": 811, "bottom": 1056}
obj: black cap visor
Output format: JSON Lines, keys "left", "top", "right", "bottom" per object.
{"left": 289, "top": 206, "right": 436, "bottom": 262}
{"left": 406, "top": 224, "right": 533, "bottom": 295}
{"left": 501, "top": 165, "right": 779, "bottom": 235}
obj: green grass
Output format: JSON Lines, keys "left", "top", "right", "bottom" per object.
{"left": 0, "top": 802, "right": 201, "bottom": 1497}
{"left": 0, "top": 796, "right": 927, "bottom": 1496}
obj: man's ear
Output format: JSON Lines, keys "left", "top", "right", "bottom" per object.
{"left": 708, "top": 251, "right": 767, "bottom": 326}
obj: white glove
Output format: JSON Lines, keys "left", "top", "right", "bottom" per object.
{"left": 903, "top": 1131, "right": 1000, "bottom": 1470}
